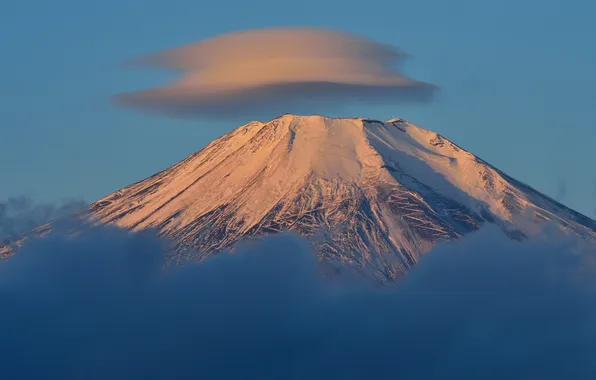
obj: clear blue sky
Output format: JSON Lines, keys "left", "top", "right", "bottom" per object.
{"left": 1, "top": 0, "right": 595, "bottom": 217}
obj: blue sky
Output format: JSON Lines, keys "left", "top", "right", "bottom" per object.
{"left": 1, "top": 0, "right": 595, "bottom": 216}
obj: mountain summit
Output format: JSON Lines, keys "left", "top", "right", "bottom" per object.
{"left": 3, "top": 115, "right": 595, "bottom": 282}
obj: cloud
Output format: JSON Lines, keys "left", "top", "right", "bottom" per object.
{"left": 1, "top": 222, "right": 595, "bottom": 379}
{"left": 555, "top": 181, "right": 567, "bottom": 202}
{"left": 593, "top": 182, "right": 596, "bottom": 218}
{"left": 0, "top": 196, "right": 86, "bottom": 242}
{"left": 115, "top": 27, "right": 436, "bottom": 120}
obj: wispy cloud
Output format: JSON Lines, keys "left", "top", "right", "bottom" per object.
{"left": 0, "top": 196, "right": 86, "bottom": 241}
{"left": 115, "top": 27, "right": 436, "bottom": 120}
{"left": 592, "top": 182, "right": 596, "bottom": 218}
{"left": 1, "top": 222, "right": 595, "bottom": 378}
{"left": 555, "top": 181, "right": 567, "bottom": 202}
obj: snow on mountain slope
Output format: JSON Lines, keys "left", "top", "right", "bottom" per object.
{"left": 3, "top": 115, "right": 595, "bottom": 282}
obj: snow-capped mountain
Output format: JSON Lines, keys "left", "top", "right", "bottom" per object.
{"left": 2, "top": 115, "right": 595, "bottom": 282}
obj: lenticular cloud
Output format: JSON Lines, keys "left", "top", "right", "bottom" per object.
{"left": 115, "top": 27, "right": 436, "bottom": 119}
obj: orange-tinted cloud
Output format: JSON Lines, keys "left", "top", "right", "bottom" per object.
{"left": 115, "top": 27, "right": 436, "bottom": 119}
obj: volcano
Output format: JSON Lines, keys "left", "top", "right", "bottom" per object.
{"left": 3, "top": 115, "right": 595, "bottom": 282}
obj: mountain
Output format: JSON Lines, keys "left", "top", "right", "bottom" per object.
{"left": 2, "top": 114, "right": 595, "bottom": 282}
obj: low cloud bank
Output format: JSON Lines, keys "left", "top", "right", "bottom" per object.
{"left": 1, "top": 223, "right": 595, "bottom": 379}
{"left": 115, "top": 27, "right": 436, "bottom": 120}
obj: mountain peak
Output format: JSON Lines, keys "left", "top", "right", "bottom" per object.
{"left": 81, "top": 115, "right": 596, "bottom": 280}
{"left": 2, "top": 116, "right": 595, "bottom": 282}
